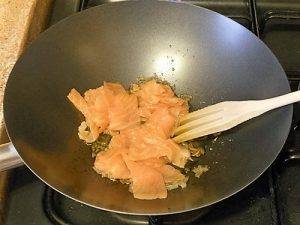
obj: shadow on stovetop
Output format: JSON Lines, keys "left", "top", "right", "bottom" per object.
{"left": 4, "top": 165, "right": 278, "bottom": 225}
{"left": 8, "top": 166, "right": 38, "bottom": 189}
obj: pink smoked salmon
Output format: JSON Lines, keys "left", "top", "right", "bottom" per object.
{"left": 68, "top": 80, "right": 190, "bottom": 199}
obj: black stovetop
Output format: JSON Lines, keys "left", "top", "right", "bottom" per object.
{"left": 4, "top": 1, "right": 300, "bottom": 224}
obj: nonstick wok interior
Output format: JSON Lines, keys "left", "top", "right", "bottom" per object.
{"left": 3, "top": 1, "right": 292, "bottom": 214}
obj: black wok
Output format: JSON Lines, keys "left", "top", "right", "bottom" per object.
{"left": 3, "top": 0, "right": 292, "bottom": 215}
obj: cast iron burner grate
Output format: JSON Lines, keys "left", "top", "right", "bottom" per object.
{"left": 4, "top": 0, "right": 300, "bottom": 225}
{"left": 42, "top": 172, "right": 277, "bottom": 225}
{"left": 40, "top": 0, "right": 300, "bottom": 224}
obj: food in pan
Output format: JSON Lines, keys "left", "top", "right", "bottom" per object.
{"left": 68, "top": 79, "right": 208, "bottom": 199}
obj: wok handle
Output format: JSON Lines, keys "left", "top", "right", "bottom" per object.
{"left": 0, "top": 142, "right": 23, "bottom": 171}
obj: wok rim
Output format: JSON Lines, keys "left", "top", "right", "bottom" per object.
{"left": 3, "top": 1, "right": 293, "bottom": 215}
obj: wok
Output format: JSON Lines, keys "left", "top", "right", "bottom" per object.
{"left": 1, "top": 0, "right": 292, "bottom": 215}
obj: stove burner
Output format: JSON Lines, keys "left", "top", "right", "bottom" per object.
{"left": 43, "top": 187, "right": 210, "bottom": 225}
{"left": 38, "top": 167, "right": 281, "bottom": 225}
{"left": 43, "top": 187, "right": 70, "bottom": 225}
{"left": 3, "top": 1, "right": 300, "bottom": 225}
{"left": 148, "top": 209, "right": 210, "bottom": 225}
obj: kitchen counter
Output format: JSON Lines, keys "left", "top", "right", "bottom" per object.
{"left": 0, "top": 1, "right": 52, "bottom": 140}
{"left": 0, "top": 0, "right": 52, "bottom": 223}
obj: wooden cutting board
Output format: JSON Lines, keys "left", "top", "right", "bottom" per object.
{"left": 0, "top": 0, "right": 52, "bottom": 223}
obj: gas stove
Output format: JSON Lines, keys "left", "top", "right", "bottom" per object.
{"left": 4, "top": 1, "right": 300, "bottom": 224}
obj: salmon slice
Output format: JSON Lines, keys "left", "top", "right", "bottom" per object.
{"left": 94, "top": 148, "right": 130, "bottom": 180}
{"left": 133, "top": 80, "right": 189, "bottom": 121}
{"left": 78, "top": 120, "right": 101, "bottom": 143}
{"left": 109, "top": 133, "right": 130, "bottom": 149}
{"left": 103, "top": 82, "right": 140, "bottom": 131}
{"left": 160, "top": 97, "right": 189, "bottom": 118}
{"left": 67, "top": 88, "right": 89, "bottom": 117}
{"left": 69, "top": 80, "right": 194, "bottom": 200}
{"left": 166, "top": 139, "right": 190, "bottom": 168}
{"left": 84, "top": 87, "right": 109, "bottom": 129}
{"left": 135, "top": 158, "right": 187, "bottom": 190}
{"left": 136, "top": 157, "right": 167, "bottom": 167}
{"left": 68, "top": 87, "right": 110, "bottom": 129}
{"left": 103, "top": 83, "right": 140, "bottom": 131}
{"left": 137, "top": 79, "right": 174, "bottom": 101}
{"left": 169, "top": 105, "right": 189, "bottom": 119}
{"left": 134, "top": 80, "right": 172, "bottom": 112}
{"left": 108, "top": 93, "right": 140, "bottom": 131}
{"left": 101, "top": 82, "right": 126, "bottom": 106}
{"left": 125, "top": 159, "right": 167, "bottom": 200}
{"left": 155, "top": 165, "right": 188, "bottom": 190}
{"left": 147, "top": 107, "right": 176, "bottom": 138}
{"left": 120, "top": 125, "right": 190, "bottom": 168}
{"left": 103, "top": 82, "right": 126, "bottom": 95}
{"left": 143, "top": 122, "right": 167, "bottom": 140}
{"left": 137, "top": 107, "right": 152, "bottom": 119}
{"left": 123, "top": 126, "right": 173, "bottom": 161}
{"left": 68, "top": 83, "right": 140, "bottom": 142}
{"left": 68, "top": 89, "right": 104, "bottom": 142}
